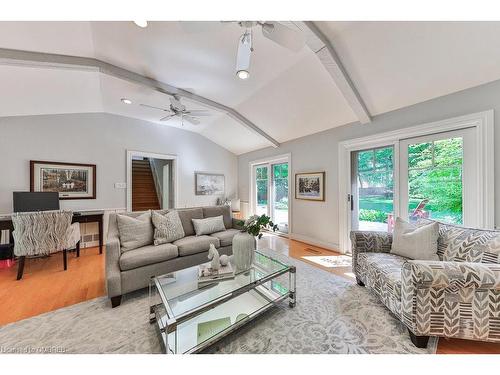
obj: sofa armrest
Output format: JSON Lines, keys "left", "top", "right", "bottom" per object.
{"left": 350, "top": 231, "right": 393, "bottom": 276}
{"left": 105, "top": 236, "right": 122, "bottom": 298}
{"left": 232, "top": 218, "right": 245, "bottom": 230}
{"left": 401, "top": 260, "right": 500, "bottom": 339}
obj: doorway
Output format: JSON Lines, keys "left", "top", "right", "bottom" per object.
{"left": 126, "top": 151, "right": 177, "bottom": 212}
{"left": 250, "top": 154, "right": 291, "bottom": 234}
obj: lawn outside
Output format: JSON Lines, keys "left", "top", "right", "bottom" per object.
{"left": 359, "top": 196, "right": 462, "bottom": 225}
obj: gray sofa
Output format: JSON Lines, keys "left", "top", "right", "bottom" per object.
{"left": 106, "top": 205, "right": 242, "bottom": 307}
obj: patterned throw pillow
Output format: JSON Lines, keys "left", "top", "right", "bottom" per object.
{"left": 152, "top": 210, "right": 185, "bottom": 246}
{"left": 116, "top": 211, "right": 153, "bottom": 252}
{"left": 192, "top": 215, "right": 226, "bottom": 236}
{"left": 418, "top": 219, "right": 500, "bottom": 263}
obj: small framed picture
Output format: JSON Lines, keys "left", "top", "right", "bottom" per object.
{"left": 295, "top": 172, "right": 325, "bottom": 201}
{"left": 30, "top": 160, "right": 96, "bottom": 200}
{"left": 195, "top": 172, "right": 225, "bottom": 196}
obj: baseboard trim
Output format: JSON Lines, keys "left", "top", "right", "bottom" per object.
{"left": 289, "top": 233, "right": 341, "bottom": 253}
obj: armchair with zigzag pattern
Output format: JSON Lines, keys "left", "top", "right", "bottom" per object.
{"left": 351, "top": 221, "right": 500, "bottom": 348}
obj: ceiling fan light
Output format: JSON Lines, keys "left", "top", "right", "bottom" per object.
{"left": 236, "top": 70, "right": 250, "bottom": 80}
{"left": 121, "top": 98, "right": 132, "bottom": 104}
{"left": 133, "top": 21, "right": 148, "bottom": 28}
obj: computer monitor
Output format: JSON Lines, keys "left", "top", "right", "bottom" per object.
{"left": 13, "top": 192, "right": 60, "bottom": 213}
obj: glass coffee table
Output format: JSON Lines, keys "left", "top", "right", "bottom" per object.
{"left": 149, "top": 251, "right": 296, "bottom": 354}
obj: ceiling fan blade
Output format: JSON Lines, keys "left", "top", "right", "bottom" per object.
{"left": 261, "top": 22, "right": 305, "bottom": 52}
{"left": 184, "top": 110, "right": 211, "bottom": 117}
{"left": 140, "top": 103, "right": 171, "bottom": 112}
{"left": 183, "top": 115, "right": 201, "bottom": 125}
{"left": 160, "top": 114, "right": 176, "bottom": 121}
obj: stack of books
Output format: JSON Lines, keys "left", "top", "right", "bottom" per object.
{"left": 198, "top": 262, "right": 235, "bottom": 285}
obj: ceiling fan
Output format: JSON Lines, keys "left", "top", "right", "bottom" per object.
{"left": 140, "top": 96, "right": 211, "bottom": 125}
{"left": 232, "top": 21, "right": 305, "bottom": 80}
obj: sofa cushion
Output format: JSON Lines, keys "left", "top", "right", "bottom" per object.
{"left": 173, "top": 235, "right": 220, "bottom": 256}
{"left": 119, "top": 243, "right": 178, "bottom": 271}
{"left": 357, "top": 252, "right": 407, "bottom": 316}
{"left": 419, "top": 219, "right": 500, "bottom": 263}
{"left": 210, "top": 228, "right": 240, "bottom": 247}
{"left": 192, "top": 215, "right": 226, "bottom": 236}
{"left": 152, "top": 210, "right": 185, "bottom": 245}
{"left": 177, "top": 208, "right": 204, "bottom": 236}
{"left": 391, "top": 217, "right": 439, "bottom": 261}
{"left": 116, "top": 211, "right": 153, "bottom": 252}
{"left": 203, "top": 205, "right": 232, "bottom": 229}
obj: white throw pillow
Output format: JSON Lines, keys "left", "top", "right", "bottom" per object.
{"left": 116, "top": 211, "right": 153, "bottom": 252}
{"left": 152, "top": 210, "right": 185, "bottom": 245}
{"left": 390, "top": 217, "right": 439, "bottom": 261}
{"left": 192, "top": 215, "right": 226, "bottom": 236}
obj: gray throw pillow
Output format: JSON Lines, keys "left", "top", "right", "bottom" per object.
{"left": 116, "top": 211, "right": 153, "bottom": 252}
{"left": 192, "top": 215, "right": 226, "bottom": 236}
{"left": 152, "top": 210, "right": 185, "bottom": 245}
{"left": 390, "top": 217, "right": 439, "bottom": 261}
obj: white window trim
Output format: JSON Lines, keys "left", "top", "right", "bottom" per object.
{"left": 248, "top": 153, "right": 292, "bottom": 235}
{"left": 338, "top": 110, "right": 494, "bottom": 253}
{"left": 126, "top": 150, "right": 179, "bottom": 211}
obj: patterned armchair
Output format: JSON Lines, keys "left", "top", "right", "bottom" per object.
{"left": 351, "top": 222, "right": 500, "bottom": 348}
{"left": 12, "top": 211, "right": 80, "bottom": 280}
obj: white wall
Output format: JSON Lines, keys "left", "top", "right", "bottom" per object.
{"left": 238, "top": 78, "right": 500, "bottom": 249}
{"left": 0, "top": 112, "right": 238, "bottom": 214}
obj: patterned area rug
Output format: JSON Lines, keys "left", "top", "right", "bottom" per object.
{"left": 301, "top": 255, "right": 353, "bottom": 268}
{"left": 0, "top": 249, "right": 437, "bottom": 354}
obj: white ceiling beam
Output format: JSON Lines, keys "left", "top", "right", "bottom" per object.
{"left": 289, "top": 22, "right": 372, "bottom": 124}
{"left": 0, "top": 48, "right": 280, "bottom": 148}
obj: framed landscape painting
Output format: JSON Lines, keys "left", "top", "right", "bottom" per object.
{"left": 295, "top": 172, "right": 325, "bottom": 201}
{"left": 195, "top": 172, "right": 225, "bottom": 196}
{"left": 30, "top": 160, "right": 96, "bottom": 200}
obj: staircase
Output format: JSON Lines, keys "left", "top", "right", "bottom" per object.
{"left": 132, "top": 159, "right": 160, "bottom": 211}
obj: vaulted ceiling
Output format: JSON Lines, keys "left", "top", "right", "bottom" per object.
{"left": 2, "top": 21, "right": 500, "bottom": 154}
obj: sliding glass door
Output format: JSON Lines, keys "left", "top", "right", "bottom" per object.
{"left": 400, "top": 128, "right": 477, "bottom": 226}
{"left": 252, "top": 161, "right": 289, "bottom": 234}
{"left": 351, "top": 146, "right": 395, "bottom": 232}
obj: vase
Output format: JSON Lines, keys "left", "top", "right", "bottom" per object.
{"left": 232, "top": 232, "right": 256, "bottom": 271}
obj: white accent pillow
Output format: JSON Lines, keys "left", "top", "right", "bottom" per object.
{"left": 390, "top": 217, "right": 439, "bottom": 261}
{"left": 192, "top": 215, "right": 226, "bottom": 236}
{"left": 152, "top": 210, "right": 185, "bottom": 245}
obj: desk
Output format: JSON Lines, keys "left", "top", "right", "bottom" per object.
{"left": 0, "top": 210, "right": 104, "bottom": 255}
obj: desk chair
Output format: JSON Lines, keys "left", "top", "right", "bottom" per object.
{"left": 11, "top": 211, "right": 81, "bottom": 280}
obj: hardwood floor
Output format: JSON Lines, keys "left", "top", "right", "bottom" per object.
{"left": 0, "top": 247, "right": 105, "bottom": 326}
{"left": 0, "top": 234, "right": 498, "bottom": 354}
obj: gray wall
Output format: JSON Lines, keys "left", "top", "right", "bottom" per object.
{"left": 238, "top": 79, "right": 500, "bottom": 248}
{"left": 0, "top": 112, "right": 238, "bottom": 214}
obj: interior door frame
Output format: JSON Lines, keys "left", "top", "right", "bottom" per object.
{"left": 249, "top": 153, "right": 292, "bottom": 235}
{"left": 338, "top": 110, "right": 494, "bottom": 253}
{"left": 126, "top": 150, "right": 178, "bottom": 212}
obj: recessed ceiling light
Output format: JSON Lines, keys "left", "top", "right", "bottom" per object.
{"left": 236, "top": 70, "right": 250, "bottom": 80}
{"left": 121, "top": 98, "right": 132, "bottom": 104}
{"left": 133, "top": 21, "right": 148, "bottom": 28}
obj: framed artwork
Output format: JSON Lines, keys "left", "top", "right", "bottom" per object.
{"left": 195, "top": 172, "right": 225, "bottom": 196}
{"left": 295, "top": 172, "right": 325, "bottom": 201}
{"left": 30, "top": 160, "right": 96, "bottom": 200}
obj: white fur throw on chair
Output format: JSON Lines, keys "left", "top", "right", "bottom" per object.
{"left": 12, "top": 211, "right": 78, "bottom": 256}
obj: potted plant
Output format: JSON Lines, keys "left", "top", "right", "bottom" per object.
{"left": 232, "top": 215, "right": 278, "bottom": 271}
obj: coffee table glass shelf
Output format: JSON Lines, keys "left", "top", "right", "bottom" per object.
{"left": 149, "top": 250, "right": 296, "bottom": 354}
